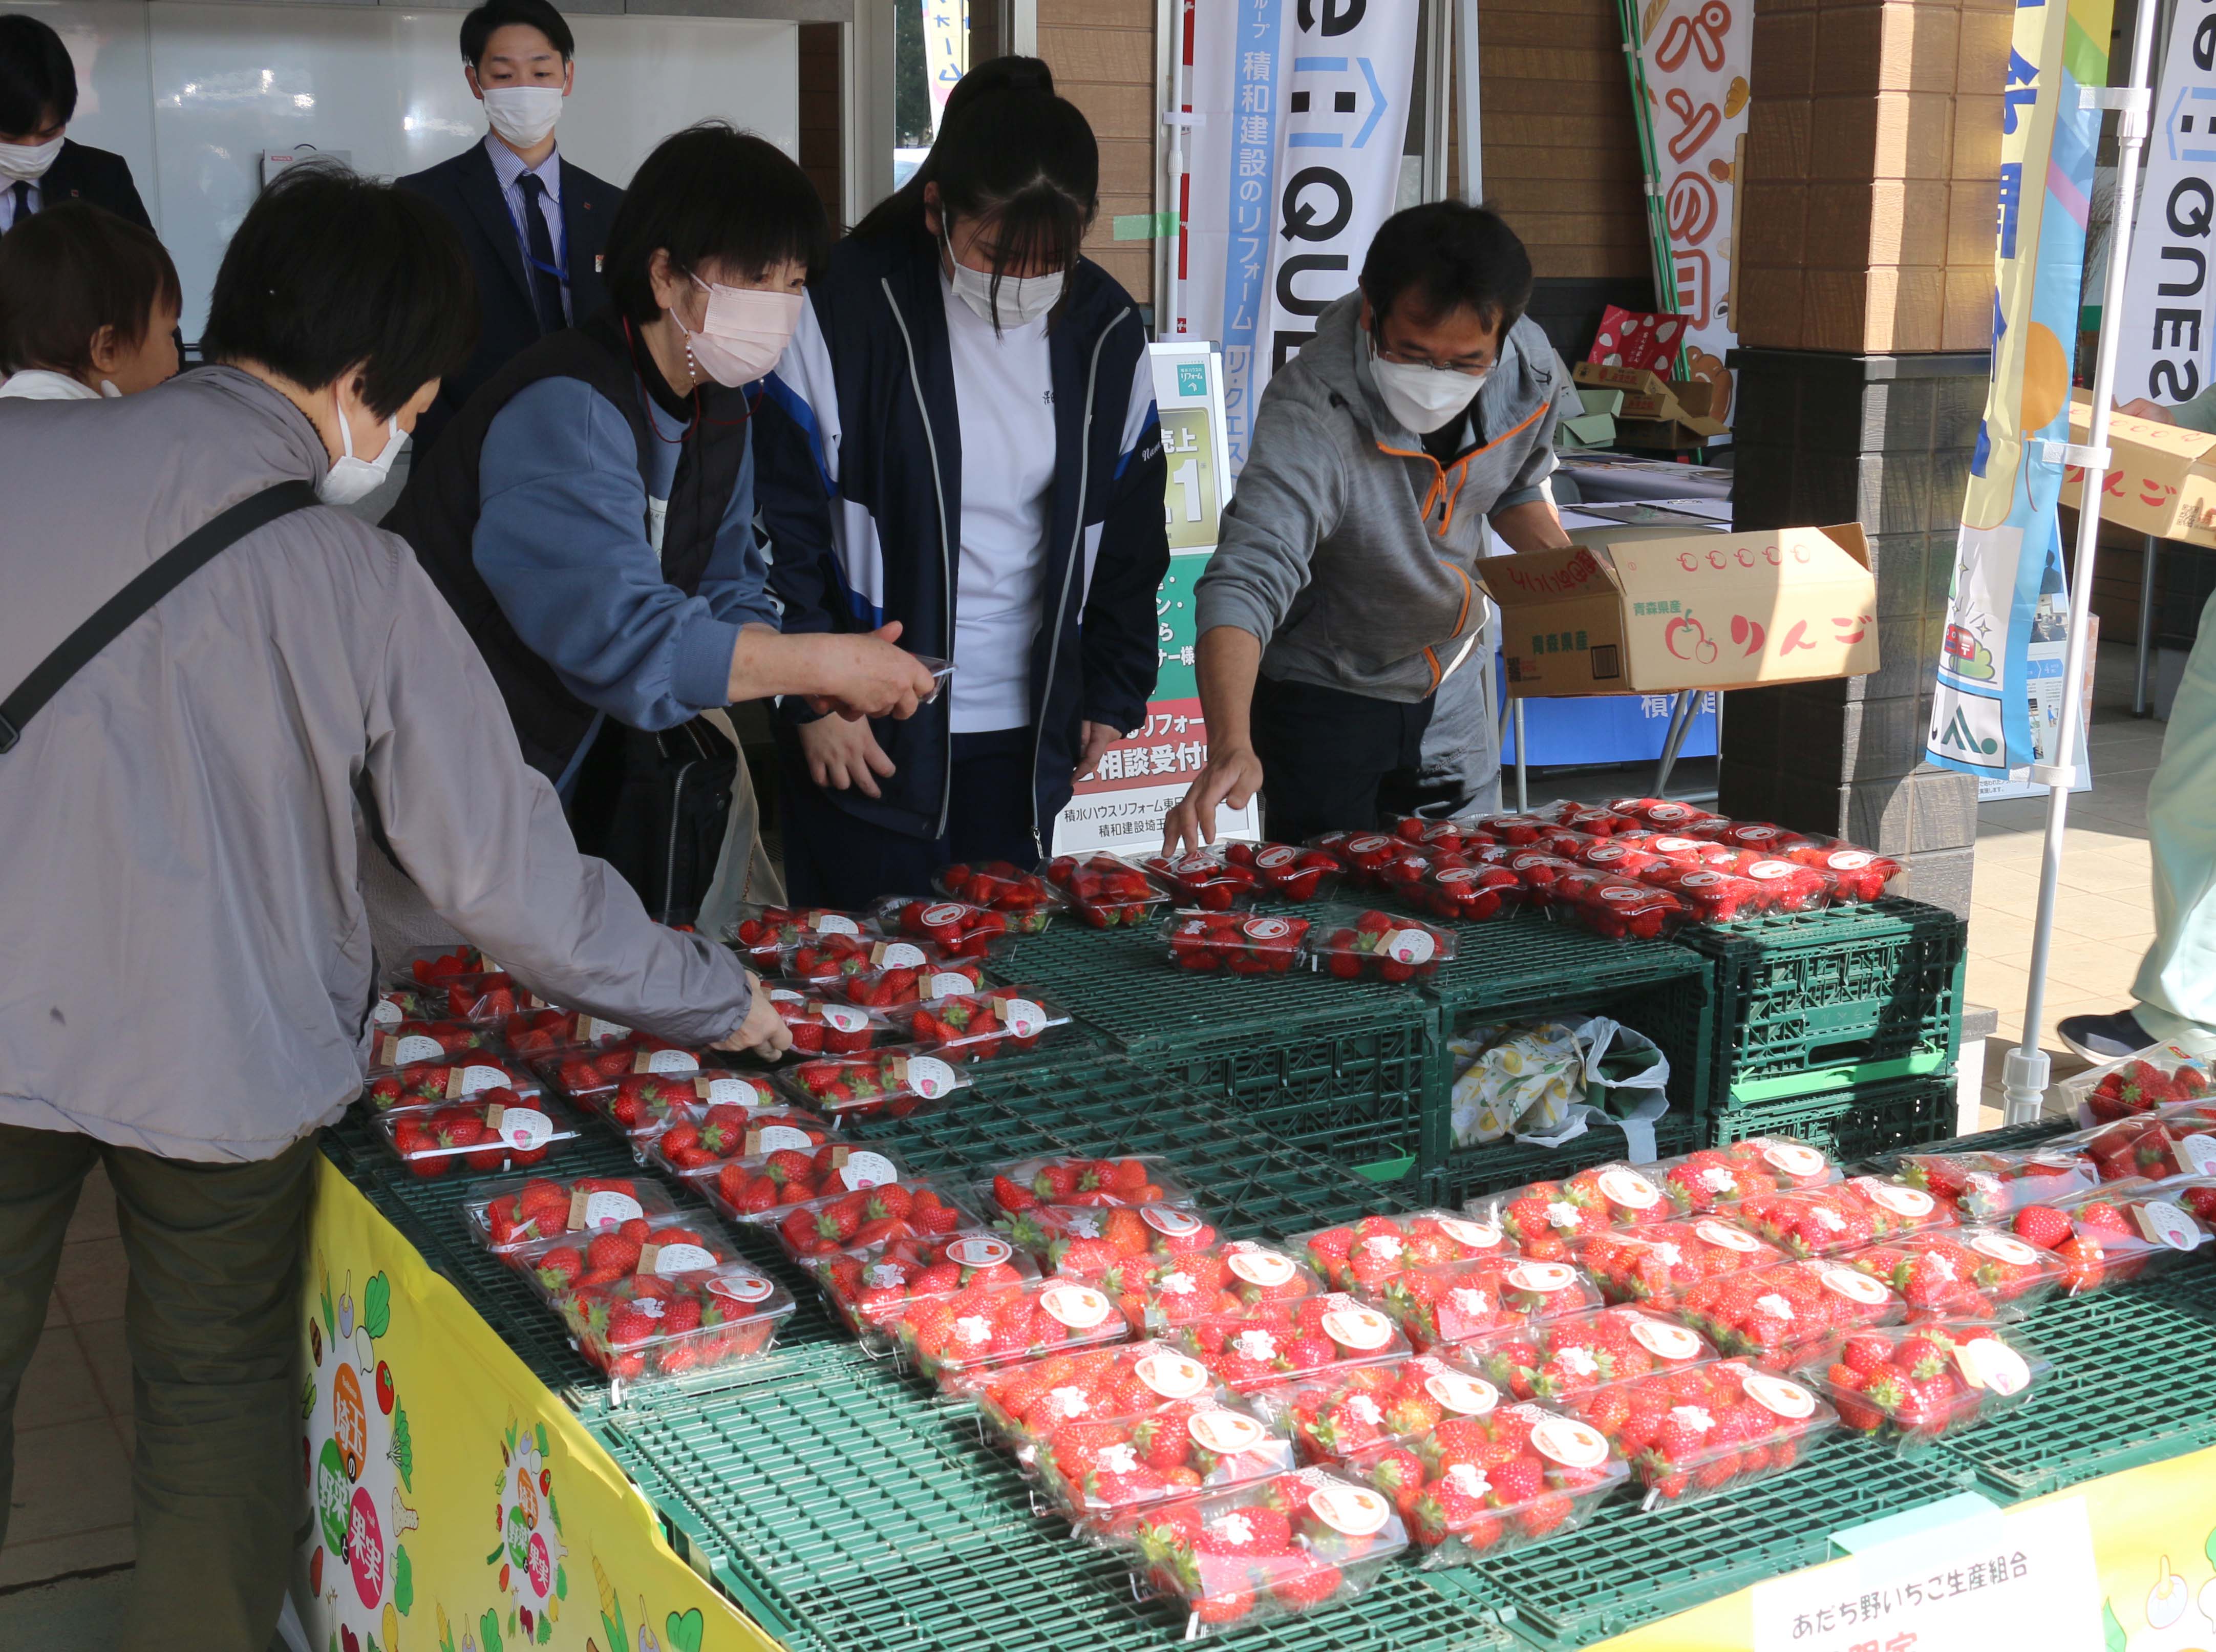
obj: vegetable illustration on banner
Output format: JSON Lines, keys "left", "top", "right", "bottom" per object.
{"left": 1928, "top": 0, "right": 2114, "bottom": 779}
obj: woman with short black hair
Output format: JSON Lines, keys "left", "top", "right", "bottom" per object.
{"left": 386, "top": 120, "right": 937, "bottom": 923}
{"left": 0, "top": 160, "right": 787, "bottom": 1651}
{"left": 0, "top": 200, "right": 179, "bottom": 399}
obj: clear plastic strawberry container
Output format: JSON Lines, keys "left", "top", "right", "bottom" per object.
{"left": 688, "top": 1141, "right": 911, "bottom": 1223}
{"left": 1139, "top": 848, "right": 1263, "bottom": 910}
{"left": 523, "top": 1034, "right": 706, "bottom": 1098}
{"left": 378, "top": 1089, "right": 581, "bottom": 1178}
{"left": 1170, "top": 1294, "right": 1411, "bottom": 1392}
{"left": 945, "top": 1339, "right": 1228, "bottom": 1449}
{"left": 762, "top": 987, "right": 888, "bottom": 1056}
{"left": 584, "top": 1073, "right": 798, "bottom": 1145}
{"left": 2051, "top": 1110, "right": 2216, "bottom": 1183}
{"left": 647, "top": 1097, "right": 834, "bottom": 1170}
{"left": 1733, "top": 1177, "right": 1961, "bottom": 1258}
{"left": 1891, "top": 1147, "right": 2099, "bottom": 1222}
{"left": 1100, "top": 1467, "right": 1410, "bottom": 1636}
{"left": 1574, "top": 1216, "right": 1785, "bottom": 1304}
{"left": 1407, "top": 862, "right": 1524, "bottom": 924}
{"left": 1719, "top": 852, "right": 1836, "bottom": 914}
{"left": 834, "top": 953, "right": 988, "bottom": 1011}
{"left": 1224, "top": 839, "right": 1342, "bottom": 901}
{"left": 1247, "top": 1351, "right": 1506, "bottom": 1463}
{"left": 869, "top": 894, "right": 1046, "bottom": 952}
{"left": 992, "top": 1201, "right": 1220, "bottom": 1282}
{"left": 2142, "top": 1174, "right": 2216, "bottom": 1230}
{"left": 896, "top": 1276, "right": 1135, "bottom": 1383}
{"left": 494, "top": 1008, "right": 639, "bottom": 1062}
{"left": 880, "top": 987, "right": 1072, "bottom": 1063}
{"left": 1673, "top": 1257, "right": 1907, "bottom": 1359}
{"left": 562, "top": 1262, "right": 794, "bottom": 1388}
{"left": 1292, "top": 1211, "right": 1509, "bottom": 1295}
{"left": 1385, "top": 815, "right": 1486, "bottom": 854}
{"left": 1471, "top": 846, "right": 1582, "bottom": 906}
{"left": 1546, "top": 802, "right": 1650, "bottom": 837}
{"left": 1548, "top": 869, "right": 1691, "bottom": 940}
{"left": 1308, "top": 910, "right": 1456, "bottom": 981}
{"left": 383, "top": 942, "right": 499, "bottom": 992}
{"left": 363, "top": 1056, "right": 539, "bottom": 1112}
{"left": 1476, "top": 1163, "right": 1679, "bottom": 1256}
{"left": 1111, "top": 1242, "right": 1327, "bottom": 1335}
{"left": 1464, "top": 812, "right": 1566, "bottom": 845}
{"left": 769, "top": 1178, "right": 982, "bottom": 1263}
{"left": 1649, "top": 1138, "right": 1841, "bottom": 1214}
{"left": 519, "top": 1216, "right": 740, "bottom": 1303}
{"left": 1306, "top": 829, "right": 1427, "bottom": 889}
{"left": 781, "top": 928, "right": 885, "bottom": 989}
{"left": 464, "top": 1173, "right": 684, "bottom": 1257}
{"left": 1836, "top": 1227, "right": 2066, "bottom": 1320}
{"left": 365, "top": 1019, "right": 504, "bottom": 1071}
{"left": 2057, "top": 1040, "right": 2216, "bottom": 1125}
{"left": 981, "top": 1154, "right": 1197, "bottom": 1218}
{"left": 1366, "top": 1257, "right": 1605, "bottom": 1351}
{"left": 2015, "top": 1182, "right": 2216, "bottom": 1295}
{"left": 1642, "top": 832, "right": 1738, "bottom": 870}
{"left": 1779, "top": 836, "right": 1903, "bottom": 903}
{"left": 1034, "top": 1393, "right": 1298, "bottom": 1521}
{"left": 1566, "top": 1356, "right": 1836, "bottom": 1508}
{"left": 422, "top": 969, "right": 543, "bottom": 1024}
{"left": 725, "top": 902, "right": 881, "bottom": 969}
{"left": 368, "top": 985, "right": 440, "bottom": 1028}
{"left": 1459, "top": 1305, "right": 1719, "bottom": 1405}
{"left": 933, "top": 859, "right": 1063, "bottom": 917}
{"left": 1635, "top": 863, "right": 1770, "bottom": 925}
{"left": 1605, "top": 797, "right": 1722, "bottom": 831}
{"left": 809, "top": 1229, "right": 1040, "bottom": 1351}
{"left": 1161, "top": 909, "right": 1311, "bottom": 975}
{"left": 1796, "top": 1320, "right": 2049, "bottom": 1450}
{"left": 1699, "top": 819, "right": 1814, "bottom": 854}
{"left": 771, "top": 1046, "right": 971, "bottom": 1121}
{"left": 1044, "top": 853, "right": 1175, "bottom": 928}
{"left": 1345, "top": 1401, "right": 1625, "bottom": 1568}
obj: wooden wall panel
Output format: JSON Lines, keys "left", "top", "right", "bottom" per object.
{"left": 1039, "top": 1, "right": 1157, "bottom": 304}
{"left": 797, "top": 21, "right": 842, "bottom": 228}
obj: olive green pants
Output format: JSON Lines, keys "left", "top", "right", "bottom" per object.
{"left": 0, "top": 1124, "right": 316, "bottom": 1651}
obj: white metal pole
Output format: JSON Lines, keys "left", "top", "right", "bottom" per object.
{"left": 2000, "top": 38, "right": 2157, "bottom": 1122}
{"left": 1420, "top": 0, "right": 1453, "bottom": 201}
{"left": 1454, "top": 0, "right": 1481, "bottom": 201}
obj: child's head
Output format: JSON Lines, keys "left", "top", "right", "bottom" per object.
{"left": 0, "top": 201, "right": 182, "bottom": 393}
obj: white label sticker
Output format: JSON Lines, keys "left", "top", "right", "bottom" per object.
{"left": 707, "top": 1271, "right": 775, "bottom": 1305}
{"left": 879, "top": 942, "right": 927, "bottom": 968}
{"left": 1135, "top": 1350, "right": 1211, "bottom": 1400}
{"left": 1305, "top": 1482, "right": 1392, "bottom": 1537}
{"left": 1695, "top": 1219, "right": 1765, "bottom": 1254}
{"left": 498, "top": 1107, "right": 554, "bottom": 1150}
{"left": 1255, "top": 845, "right": 1296, "bottom": 869}
{"left": 457, "top": 1063, "right": 511, "bottom": 1095}
{"left": 1142, "top": 1204, "right": 1202, "bottom": 1237}
{"left": 946, "top": 1236, "right": 1013, "bottom": 1268}
{"left": 1505, "top": 1261, "right": 1580, "bottom": 1294}
{"left": 1679, "top": 870, "right": 1727, "bottom": 889}
{"left": 2135, "top": 1199, "right": 2203, "bottom": 1252}
{"left": 816, "top": 914, "right": 861, "bottom": 936}
{"left": 1953, "top": 1337, "right": 2032, "bottom": 1396}
{"left": 1820, "top": 1265, "right": 1890, "bottom": 1305}
{"left": 1001, "top": 998, "right": 1047, "bottom": 1038}
{"left": 1857, "top": 1179, "right": 1935, "bottom": 1218}
{"left": 2178, "top": 1135, "right": 2216, "bottom": 1174}
{"left": 905, "top": 1056, "right": 957, "bottom": 1099}
{"left": 1761, "top": 1142, "right": 1829, "bottom": 1178}
{"left": 1597, "top": 1169, "right": 1663, "bottom": 1211}
{"left": 751, "top": 1125, "right": 813, "bottom": 1154}
{"left": 1038, "top": 1284, "right": 1112, "bottom": 1329}
{"left": 581, "top": 1191, "right": 644, "bottom": 1230}
{"left": 1530, "top": 1415, "right": 1612, "bottom": 1470}
{"left": 1436, "top": 1215, "right": 1501, "bottom": 1249}
{"left": 653, "top": 1243, "right": 719, "bottom": 1277}
{"left": 702, "top": 1077, "right": 765, "bottom": 1110}
{"left": 1968, "top": 1232, "right": 2041, "bottom": 1266}
{"left": 1384, "top": 928, "right": 1437, "bottom": 965}
{"left": 1740, "top": 1370, "right": 1818, "bottom": 1420}
{"left": 643, "top": 1048, "right": 700, "bottom": 1075}
{"left": 1321, "top": 1303, "right": 1395, "bottom": 1350}
{"left": 928, "top": 972, "right": 975, "bottom": 999}
{"left": 919, "top": 903, "right": 967, "bottom": 927}
{"left": 1629, "top": 1316, "right": 1704, "bottom": 1360}
{"left": 1243, "top": 917, "right": 1293, "bottom": 941}
{"left": 371, "top": 997, "right": 404, "bottom": 1025}
{"left": 581, "top": 1016, "right": 632, "bottom": 1044}
{"left": 1435, "top": 866, "right": 1480, "bottom": 885}
{"left": 1653, "top": 835, "right": 1703, "bottom": 853}
{"left": 1347, "top": 834, "right": 1392, "bottom": 853}
{"left": 1747, "top": 859, "right": 1796, "bottom": 881}
{"left": 770, "top": 988, "right": 804, "bottom": 1005}
{"left": 1424, "top": 1368, "right": 1499, "bottom": 1416}
{"left": 1829, "top": 850, "right": 1875, "bottom": 870}
{"left": 838, "top": 1150, "right": 900, "bottom": 1190}
{"left": 1187, "top": 1410, "right": 1266, "bottom": 1455}
{"left": 391, "top": 1034, "right": 445, "bottom": 1066}
{"left": 1225, "top": 1247, "right": 1297, "bottom": 1288}
{"left": 819, "top": 1004, "right": 872, "bottom": 1033}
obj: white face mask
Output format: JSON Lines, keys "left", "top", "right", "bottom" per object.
{"left": 320, "top": 394, "right": 407, "bottom": 504}
{"left": 942, "top": 223, "right": 1063, "bottom": 330}
{"left": 675, "top": 276, "right": 803, "bottom": 388}
{"left": 1368, "top": 331, "right": 1489, "bottom": 435}
{"left": 480, "top": 84, "right": 564, "bottom": 150}
{"left": 0, "top": 133, "right": 63, "bottom": 182}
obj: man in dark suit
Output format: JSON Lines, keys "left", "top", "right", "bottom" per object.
{"left": 0, "top": 14, "right": 153, "bottom": 234}
{"left": 396, "top": 0, "right": 620, "bottom": 455}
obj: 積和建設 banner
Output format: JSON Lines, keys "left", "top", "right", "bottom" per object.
{"left": 1927, "top": 0, "right": 2115, "bottom": 779}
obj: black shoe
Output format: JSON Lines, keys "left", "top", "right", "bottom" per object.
{"left": 2057, "top": 1009, "right": 2155, "bottom": 1063}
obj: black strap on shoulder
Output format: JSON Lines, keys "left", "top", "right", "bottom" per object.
{"left": 0, "top": 479, "right": 318, "bottom": 753}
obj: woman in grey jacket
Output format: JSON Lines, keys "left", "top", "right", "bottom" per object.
{"left": 0, "top": 166, "right": 786, "bottom": 1650}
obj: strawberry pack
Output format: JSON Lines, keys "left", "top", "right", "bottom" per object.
{"left": 882, "top": 987, "right": 1070, "bottom": 1062}
{"left": 1605, "top": 797, "right": 1721, "bottom": 831}
{"left": 388, "top": 943, "right": 499, "bottom": 990}
{"left": 1045, "top": 854, "right": 1174, "bottom": 928}
{"left": 1836, "top": 1227, "right": 2066, "bottom": 1320}
{"left": 2010, "top": 1183, "right": 2214, "bottom": 1295}
{"left": 811, "top": 1230, "right": 1040, "bottom": 1350}
{"left": 1290, "top": 1211, "right": 1508, "bottom": 1295}
{"left": 364, "top": 1056, "right": 537, "bottom": 1112}
{"left": 1460, "top": 1305, "right": 1719, "bottom": 1405}
{"left": 649, "top": 1099, "right": 834, "bottom": 1171}
{"left": 1736, "top": 1175, "right": 1958, "bottom": 1257}
{"left": 1472, "top": 847, "right": 1580, "bottom": 905}
{"left": 1172, "top": 1294, "right": 1410, "bottom": 1391}
{"left": 1103, "top": 1467, "right": 1410, "bottom": 1634}
{"left": 1548, "top": 869, "right": 1691, "bottom": 941}
{"left": 1480, "top": 1164, "right": 1678, "bottom": 1257}
{"left": 772, "top": 1178, "right": 978, "bottom": 1262}
{"left": 763, "top": 988, "right": 885, "bottom": 1055}
{"left": 1634, "top": 863, "right": 1770, "bottom": 925}
{"left": 1650, "top": 1138, "right": 1840, "bottom": 1214}
{"left": 870, "top": 895, "right": 1042, "bottom": 954}
{"left": 835, "top": 952, "right": 988, "bottom": 1010}
{"left": 1033, "top": 1392, "right": 1298, "bottom": 1522}
{"left": 1574, "top": 1216, "right": 1785, "bottom": 1303}
{"left": 983, "top": 1155, "right": 1195, "bottom": 1215}
{"left": 1567, "top": 1358, "right": 1835, "bottom": 1508}
{"left": 1346, "top": 1401, "right": 1625, "bottom": 1566}
{"left": 584, "top": 1073, "right": 789, "bottom": 1143}
{"left": 1311, "top": 910, "right": 1455, "bottom": 981}
{"left": 495, "top": 1008, "right": 637, "bottom": 1061}
{"left": 365, "top": 1019, "right": 502, "bottom": 1070}
{"left": 993, "top": 1202, "right": 1216, "bottom": 1284}
{"left": 693, "top": 1142, "right": 910, "bottom": 1222}
{"left": 773, "top": 1047, "right": 970, "bottom": 1120}
{"left": 1141, "top": 848, "right": 1261, "bottom": 910}
{"left": 727, "top": 903, "right": 879, "bottom": 969}
{"left": 528, "top": 1035, "right": 704, "bottom": 1099}
{"left": 1366, "top": 1257, "right": 1604, "bottom": 1351}
{"left": 1407, "top": 862, "right": 1524, "bottom": 924}
{"left": 2051, "top": 1109, "right": 2216, "bottom": 1182}
{"left": 935, "top": 860, "right": 1060, "bottom": 917}
{"left": 1893, "top": 1147, "right": 2098, "bottom": 1222}
{"left": 1224, "top": 840, "right": 1340, "bottom": 901}
{"left": 896, "top": 1276, "right": 1135, "bottom": 1382}
{"left": 949, "top": 1340, "right": 1232, "bottom": 1450}
{"left": 1673, "top": 1257, "right": 1907, "bottom": 1358}
{"left": 2059, "top": 1041, "right": 2216, "bottom": 1125}
{"left": 523, "top": 1218, "right": 737, "bottom": 1300}
{"left": 562, "top": 1262, "right": 794, "bottom": 1385}
{"left": 1544, "top": 801, "right": 1649, "bottom": 837}
{"left": 1306, "top": 829, "right": 1426, "bottom": 890}
{"left": 1110, "top": 1242, "right": 1325, "bottom": 1334}
{"left": 1250, "top": 1353, "right": 1501, "bottom": 1464}
{"left": 1799, "top": 1321, "right": 2048, "bottom": 1448}
{"left": 1161, "top": 910, "right": 1310, "bottom": 975}
{"left": 466, "top": 1174, "right": 684, "bottom": 1257}
{"left": 1778, "top": 836, "right": 1902, "bottom": 903}
{"left": 380, "top": 1089, "right": 580, "bottom": 1178}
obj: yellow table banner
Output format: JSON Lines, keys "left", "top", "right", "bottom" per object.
{"left": 293, "top": 1158, "right": 775, "bottom": 1652}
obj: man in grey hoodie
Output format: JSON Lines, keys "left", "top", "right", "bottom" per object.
{"left": 1167, "top": 202, "right": 1575, "bottom": 850}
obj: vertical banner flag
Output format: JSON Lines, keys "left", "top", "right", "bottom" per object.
{"left": 2116, "top": 0, "right": 2216, "bottom": 406}
{"left": 921, "top": 0, "right": 969, "bottom": 134}
{"left": 1054, "top": 345, "right": 1257, "bottom": 855}
{"left": 1173, "top": 0, "right": 1419, "bottom": 472}
{"left": 1928, "top": 0, "right": 2115, "bottom": 779}
{"left": 1629, "top": 0, "right": 1754, "bottom": 418}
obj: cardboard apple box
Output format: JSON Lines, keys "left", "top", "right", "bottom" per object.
{"left": 2056, "top": 390, "right": 2216, "bottom": 548}
{"left": 1479, "top": 524, "right": 1879, "bottom": 697}
{"left": 1574, "top": 362, "right": 1727, "bottom": 443}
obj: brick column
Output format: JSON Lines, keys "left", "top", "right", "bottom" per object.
{"left": 1716, "top": 0, "right": 2011, "bottom": 919}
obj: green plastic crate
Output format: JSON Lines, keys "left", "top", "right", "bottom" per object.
{"left": 984, "top": 907, "right": 1436, "bottom": 1167}
{"left": 1682, "top": 900, "right": 1966, "bottom": 1103}
{"left": 1711, "top": 1071, "right": 1962, "bottom": 1163}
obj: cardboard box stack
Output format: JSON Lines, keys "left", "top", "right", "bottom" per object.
{"left": 1736, "top": 0, "right": 2012, "bottom": 353}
